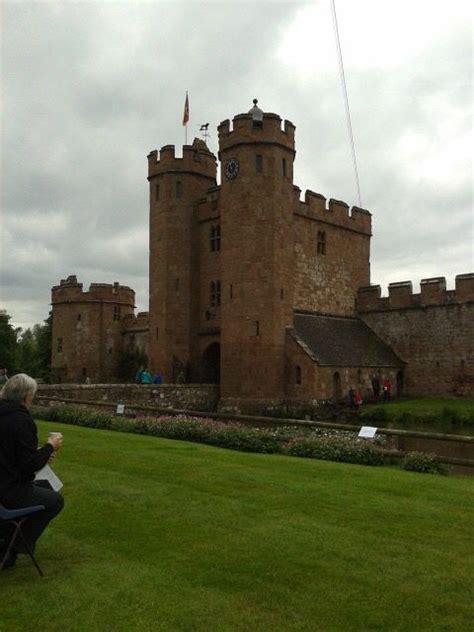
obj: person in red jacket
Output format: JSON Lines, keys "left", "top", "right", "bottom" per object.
{"left": 0, "top": 374, "right": 64, "bottom": 570}
{"left": 383, "top": 377, "right": 392, "bottom": 402}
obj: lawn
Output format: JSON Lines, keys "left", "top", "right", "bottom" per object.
{"left": 363, "top": 398, "right": 474, "bottom": 418}
{"left": 1, "top": 421, "right": 473, "bottom": 632}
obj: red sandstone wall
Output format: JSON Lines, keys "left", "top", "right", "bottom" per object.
{"left": 293, "top": 194, "right": 371, "bottom": 316}
{"left": 358, "top": 275, "right": 474, "bottom": 397}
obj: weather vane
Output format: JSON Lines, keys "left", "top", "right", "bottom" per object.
{"left": 199, "top": 123, "right": 210, "bottom": 144}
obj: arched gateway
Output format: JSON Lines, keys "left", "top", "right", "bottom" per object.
{"left": 200, "top": 343, "right": 220, "bottom": 384}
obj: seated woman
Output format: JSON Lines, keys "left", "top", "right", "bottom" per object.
{"left": 0, "top": 374, "right": 64, "bottom": 570}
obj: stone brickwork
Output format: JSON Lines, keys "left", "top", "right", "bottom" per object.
{"left": 51, "top": 276, "right": 135, "bottom": 383}
{"left": 36, "top": 383, "right": 219, "bottom": 412}
{"left": 357, "top": 275, "right": 474, "bottom": 397}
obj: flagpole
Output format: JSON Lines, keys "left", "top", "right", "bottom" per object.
{"left": 183, "top": 91, "right": 189, "bottom": 145}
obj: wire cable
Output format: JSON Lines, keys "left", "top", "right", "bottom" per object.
{"left": 330, "top": 0, "right": 363, "bottom": 208}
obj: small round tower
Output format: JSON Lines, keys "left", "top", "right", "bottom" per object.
{"left": 51, "top": 275, "right": 135, "bottom": 382}
{"left": 147, "top": 139, "right": 217, "bottom": 380}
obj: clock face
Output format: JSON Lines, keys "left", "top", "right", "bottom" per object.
{"left": 224, "top": 158, "right": 239, "bottom": 180}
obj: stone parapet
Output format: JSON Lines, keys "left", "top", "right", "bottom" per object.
{"left": 52, "top": 276, "right": 135, "bottom": 307}
{"left": 147, "top": 139, "right": 216, "bottom": 180}
{"left": 217, "top": 112, "right": 295, "bottom": 156}
{"left": 293, "top": 188, "right": 371, "bottom": 235}
{"left": 357, "top": 274, "right": 474, "bottom": 312}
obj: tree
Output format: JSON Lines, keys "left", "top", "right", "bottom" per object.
{"left": 0, "top": 310, "right": 20, "bottom": 373}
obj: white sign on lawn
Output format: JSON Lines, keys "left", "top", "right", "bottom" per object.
{"left": 358, "top": 426, "right": 377, "bottom": 439}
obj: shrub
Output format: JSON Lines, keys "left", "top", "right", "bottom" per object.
{"left": 285, "top": 436, "right": 386, "bottom": 466}
{"left": 400, "top": 452, "right": 446, "bottom": 475}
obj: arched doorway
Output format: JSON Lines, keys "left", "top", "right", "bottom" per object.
{"left": 201, "top": 343, "right": 220, "bottom": 384}
{"left": 396, "top": 371, "right": 404, "bottom": 398}
{"left": 333, "top": 371, "right": 342, "bottom": 402}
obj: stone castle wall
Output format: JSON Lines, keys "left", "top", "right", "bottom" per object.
{"left": 357, "top": 275, "right": 474, "bottom": 397}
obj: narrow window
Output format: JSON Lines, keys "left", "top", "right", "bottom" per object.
{"left": 113, "top": 305, "right": 121, "bottom": 321}
{"left": 109, "top": 347, "right": 113, "bottom": 354}
{"left": 210, "top": 224, "right": 221, "bottom": 252}
{"left": 317, "top": 231, "right": 326, "bottom": 255}
{"left": 156, "top": 184, "right": 160, "bottom": 200}
{"left": 175, "top": 278, "right": 180, "bottom": 292}
{"left": 77, "top": 314, "right": 81, "bottom": 321}
{"left": 57, "top": 338, "right": 63, "bottom": 353}
{"left": 230, "top": 284, "right": 233, "bottom": 299}
{"left": 155, "top": 327, "right": 159, "bottom": 341}
{"left": 210, "top": 280, "right": 221, "bottom": 306}
{"left": 129, "top": 334, "right": 136, "bottom": 349}
{"left": 256, "top": 154, "right": 263, "bottom": 174}
{"left": 82, "top": 368, "right": 87, "bottom": 377}
{"left": 280, "top": 288, "right": 284, "bottom": 300}
{"left": 296, "top": 366, "right": 302, "bottom": 385}
{"left": 282, "top": 158, "right": 287, "bottom": 177}
{"left": 255, "top": 320, "right": 260, "bottom": 336}
{"left": 210, "top": 281, "right": 216, "bottom": 307}
{"left": 357, "top": 369, "right": 362, "bottom": 384}
{"left": 176, "top": 181, "right": 182, "bottom": 198}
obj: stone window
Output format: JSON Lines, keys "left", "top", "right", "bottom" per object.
{"left": 210, "top": 224, "right": 221, "bottom": 252}
{"left": 296, "top": 365, "right": 302, "bottom": 384}
{"left": 176, "top": 181, "right": 182, "bottom": 198}
{"left": 357, "top": 369, "right": 362, "bottom": 383}
{"left": 175, "top": 278, "right": 180, "bottom": 292}
{"left": 210, "top": 280, "right": 221, "bottom": 307}
{"left": 256, "top": 154, "right": 263, "bottom": 174}
{"left": 317, "top": 231, "right": 326, "bottom": 255}
{"left": 113, "top": 305, "right": 121, "bottom": 321}
{"left": 109, "top": 347, "right": 113, "bottom": 354}
{"left": 230, "top": 284, "right": 233, "bottom": 299}
{"left": 282, "top": 158, "right": 287, "bottom": 177}
{"left": 77, "top": 314, "right": 81, "bottom": 321}
{"left": 255, "top": 320, "right": 260, "bottom": 336}
{"left": 156, "top": 184, "right": 160, "bottom": 200}
{"left": 280, "top": 288, "right": 284, "bottom": 299}
{"left": 129, "top": 334, "right": 136, "bottom": 349}
{"left": 82, "top": 368, "right": 87, "bottom": 377}
{"left": 155, "top": 327, "right": 159, "bottom": 341}
{"left": 57, "top": 338, "right": 63, "bottom": 353}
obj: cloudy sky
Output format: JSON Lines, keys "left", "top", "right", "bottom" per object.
{"left": 1, "top": 0, "right": 472, "bottom": 331}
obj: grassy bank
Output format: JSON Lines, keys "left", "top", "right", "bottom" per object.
{"left": 1, "top": 421, "right": 472, "bottom": 631}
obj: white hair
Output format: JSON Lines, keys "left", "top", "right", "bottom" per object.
{"left": 1, "top": 373, "right": 38, "bottom": 402}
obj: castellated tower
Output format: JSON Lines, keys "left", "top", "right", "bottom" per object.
{"left": 217, "top": 104, "right": 296, "bottom": 402}
{"left": 51, "top": 275, "right": 135, "bottom": 382}
{"left": 147, "top": 139, "right": 217, "bottom": 381}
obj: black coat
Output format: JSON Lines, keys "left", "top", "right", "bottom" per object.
{"left": 0, "top": 399, "right": 53, "bottom": 505}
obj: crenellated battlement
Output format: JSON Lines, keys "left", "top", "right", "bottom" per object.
{"left": 122, "top": 311, "right": 149, "bottom": 331}
{"left": 147, "top": 138, "right": 217, "bottom": 180}
{"left": 357, "top": 273, "right": 474, "bottom": 312}
{"left": 52, "top": 276, "right": 135, "bottom": 306}
{"left": 293, "top": 186, "right": 372, "bottom": 234}
{"left": 218, "top": 112, "right": 295, "bottom": 156}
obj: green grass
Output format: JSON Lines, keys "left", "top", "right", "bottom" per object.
{"left": 1, "top": 421, "right": 473, "bottom": 632}
{"left": 364, "top": 398, "right": 474, "bottom": 417}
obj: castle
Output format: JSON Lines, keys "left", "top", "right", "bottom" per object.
{"left": 51, "top": 101, "right": 474, "bottom": 411}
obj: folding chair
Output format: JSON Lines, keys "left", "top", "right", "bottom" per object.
{"left": 0, "top": 504, "right": 45, "bottom": 576}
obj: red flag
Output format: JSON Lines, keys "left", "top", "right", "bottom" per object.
{"left": 182, "top": 92, "right": 189, "bottom": 126}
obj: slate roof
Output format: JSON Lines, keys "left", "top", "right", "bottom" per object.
{"left": 290, "top": 312, "right": 404, "bottom": 368}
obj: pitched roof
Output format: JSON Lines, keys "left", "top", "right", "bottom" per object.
{"left": 290, "top": 312, "right": 403, "bottom": 367}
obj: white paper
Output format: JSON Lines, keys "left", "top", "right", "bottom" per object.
{"left": 358, "top": 426, "right": 377, "bottom": 439}
{"left": 35, "top": 465, "right": 63, "bottom": 491}
{"left": 116, "top": 404, "right": 125, "bottom": 414}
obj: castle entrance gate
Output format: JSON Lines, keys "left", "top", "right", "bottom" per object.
{"left": 200, "top": 343, "right": 220, "bottom": 384}
{"left": 333, "top": 372, "right": 342, "bottom": 402}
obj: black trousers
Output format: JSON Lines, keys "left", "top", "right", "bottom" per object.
{"left": 0, "top": 483, "right": 64, "bottom": 552}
